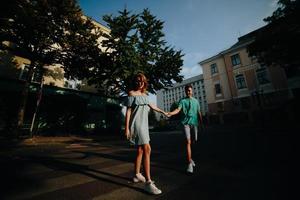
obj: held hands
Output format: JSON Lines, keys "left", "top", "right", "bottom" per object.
{"left": 166, "top": 112, "right": 172, "bottom": 118}
{"left": 162, "top": 111, "right": 168, "bottom": 117}
{"left": 162, "top": 111, "right": 171, "bottom": 118}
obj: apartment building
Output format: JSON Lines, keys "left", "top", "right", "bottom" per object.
{"left": 156, "top": 74, "right": 208, "bottom": 115}
{"left": 199, "top": 27, "right": 291, "bottom": 123}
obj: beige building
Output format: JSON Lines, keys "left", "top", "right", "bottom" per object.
{"left": 0, "top": 17, "right": 110, "bottom": 93}
{"left": 199, "top": 28, "right": 292, "bottom": 123}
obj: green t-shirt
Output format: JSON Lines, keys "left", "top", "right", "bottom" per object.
{"left": 178, "top": 97, "right": 200, "bottom": 126}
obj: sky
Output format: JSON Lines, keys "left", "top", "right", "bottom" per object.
{"left": 78, "top": 0, "right": 278, "bottom": 103}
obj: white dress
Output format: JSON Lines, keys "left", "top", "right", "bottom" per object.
{"left": 126, "top": 95, "right": 150, "bottom": 145}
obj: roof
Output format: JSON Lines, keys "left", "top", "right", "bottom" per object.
{"left": 82, "top": 15, "right": 111, "bottom": 32}
{"left": 166, "top": 74, "right": 204, "bottom": 89}
{"left": 199, "top": 25, "right": 267, "bottom": 65}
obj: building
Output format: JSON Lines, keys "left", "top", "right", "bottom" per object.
{"left": 0, "top": 17, "right": 110, "bottom": 93}
{"left": 199, "top": 27, "right": 293, "bottom": 123}
{"left": 0, "top": 17, "right": 118, "bottom": 133}
{"left": 156, "top": 74, "right": 208, "bottom": 115}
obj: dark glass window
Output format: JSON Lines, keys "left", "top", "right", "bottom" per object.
{"left": 19, "top": 64, "right": 42, "bottom": 83}
{"left": 231, "top": 54, "right": 241, "bottom": 66}
{"left": 235, "top": 74, "right": 247, "bottom": 89}
{"left": 210, "top": 63, "right": 218, "bottom": 75}
{"left": 215, "top": 83, "right": 221, "bottom": 95}
{"left": 256, "top": 68, "right": 270, "bottom": 85}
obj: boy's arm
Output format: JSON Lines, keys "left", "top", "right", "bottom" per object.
{"left": 168, "top": 108, "right": 181, "bottom": 116}
{"left": 198, "top": 111, "right": 203, "bottom": 125}
{"left": 197, "top": 102, "right": 203, "bottom": 127}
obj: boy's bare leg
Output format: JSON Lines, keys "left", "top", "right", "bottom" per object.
{"left": 186, "top": 139, "right": 192, "bottom": 163}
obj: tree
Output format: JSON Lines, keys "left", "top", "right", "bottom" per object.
{"left": 247, "top": 0, "right": 300, "bottom": 77}
{"left": 88, "top": 8, "right": 184, "bottom": 96}
{"left": 0, "top": 0, "right": 102, "bottom": 132}
{"left": 169, "top": 101, "right": 180, "bottom": 121}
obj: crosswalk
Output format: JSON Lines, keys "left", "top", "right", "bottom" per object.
{"left": 3, "top": 140, "right": 202, "bottom": 200}
{"left": 2, "top": 130, "right": 275, "bottom": 200}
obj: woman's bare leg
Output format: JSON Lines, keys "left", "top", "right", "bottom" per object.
{"left": 143, "top": 144, "right": 151, "bottom": 181}
{"left": 135, "top": 146, "right": 144, "bottom": 174}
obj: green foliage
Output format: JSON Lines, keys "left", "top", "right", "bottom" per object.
{"left": 247, "top": 0, "right": 300, "bottom": 75}
{"left": 0, "top": 0, "right": 102, "bottom": 128}
{"left": 89, "top": 8, "right": 184, "bottom": 96}
{"left": 61, "top": 16, "right": 103, "bottom": 82}
{"left": 0, "top": 0, "right": 101, "bottom": 79}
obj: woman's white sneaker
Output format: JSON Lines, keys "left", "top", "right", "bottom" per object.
{"left": 191, "top": 159, "right": 196, "bottom": 167}
{"left": 133, "top": 173, "right": 146, "bottom": 183}
{"left": 187, "top": 163, "right": 193, "bottom": 173}
{"left": 145, "top": 181, "right": 162, "bottom": 195}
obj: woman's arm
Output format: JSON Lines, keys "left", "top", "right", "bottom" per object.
{"left": 125, "top": 107, "right": 132, "bottom": 139}
{"left": 149, "top": 103, "right": 168, "bottom": 116}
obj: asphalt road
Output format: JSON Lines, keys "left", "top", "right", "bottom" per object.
{"left": 0, "top": 125, "right": 292, "bottom": 200}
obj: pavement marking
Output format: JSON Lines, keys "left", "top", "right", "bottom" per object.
{"left": 65, "top": 143, "right": 89, "bottom": 148}
{"left": 91, "top": 162, "right": 214, "bottom": 200}
{"left": 7, "top": 162, "right": 134, "bottom": 200}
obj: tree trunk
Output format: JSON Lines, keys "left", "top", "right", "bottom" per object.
{"left": 15, "top": 63, "right": 35, "bottom": 136}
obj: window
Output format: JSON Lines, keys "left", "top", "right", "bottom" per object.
{"left": 32, "top": 67, "right": 43, "bottom": 83}
{"left": 231, "top": 54, "right": 241, "bottom": 66}
{"left": 210, "top": 63, "right": 218, "bottom": 75}
{"left": 64, "top": 82, "right": 69, "bottom": 88}
{"left": 19, "top": 64, "right": 30, "bottom": 81}
{"left": 235, "top": 74, "right": 247, "bottom": 89}
{"left": 215, "top": 83, "right": 222, "bottom": 95}
{"left": 256, "top": 68, "right": 270, "bottom": 85}
{"left": 19, "top": 64, "right": 42, "bottom": 83}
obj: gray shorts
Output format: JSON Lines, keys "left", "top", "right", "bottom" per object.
{"left": 183, "top": 125, "right": 198, "bottom": 141}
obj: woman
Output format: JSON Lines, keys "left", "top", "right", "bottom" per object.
{"left": 125, "top": 72, "right": 167, "bottom": 195}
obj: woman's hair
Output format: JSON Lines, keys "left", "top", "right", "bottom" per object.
{"left": 133, "top": 72, "right": 148, "bottom": 93}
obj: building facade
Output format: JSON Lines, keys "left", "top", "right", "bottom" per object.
{"left": 156, "top": 74, "right": 208, "bottom": 115}
{"left": 0, "top": 18, "right": 123, "bottom": 133}
{"left": 199, "top": 28, "right": 292, "bottom": 123}
{"left": 0, "top": 17, "right": 110, "bottom": 93}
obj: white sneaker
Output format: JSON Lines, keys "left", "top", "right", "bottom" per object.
{"left": 191, "top": 159, "right": 196, "bottom": 167}
{"left": 133, "top": 173, "right": 146, "bottom": 183}
{"left": 187, "top": 163, "right": 193, "bottom": 173}
{"left": 145, "top": 181, "right": 162, "bottom": 195}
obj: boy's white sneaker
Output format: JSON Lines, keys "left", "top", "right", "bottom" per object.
{"left": 145, "top": 181, "right": 162, "bottom": 195}
{"left": 133, "top": 173, "right": 146, "bottom": 183}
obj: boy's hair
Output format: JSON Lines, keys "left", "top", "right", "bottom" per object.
{"left": 185, "top": 84, "right": 193, "bottom": 91}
